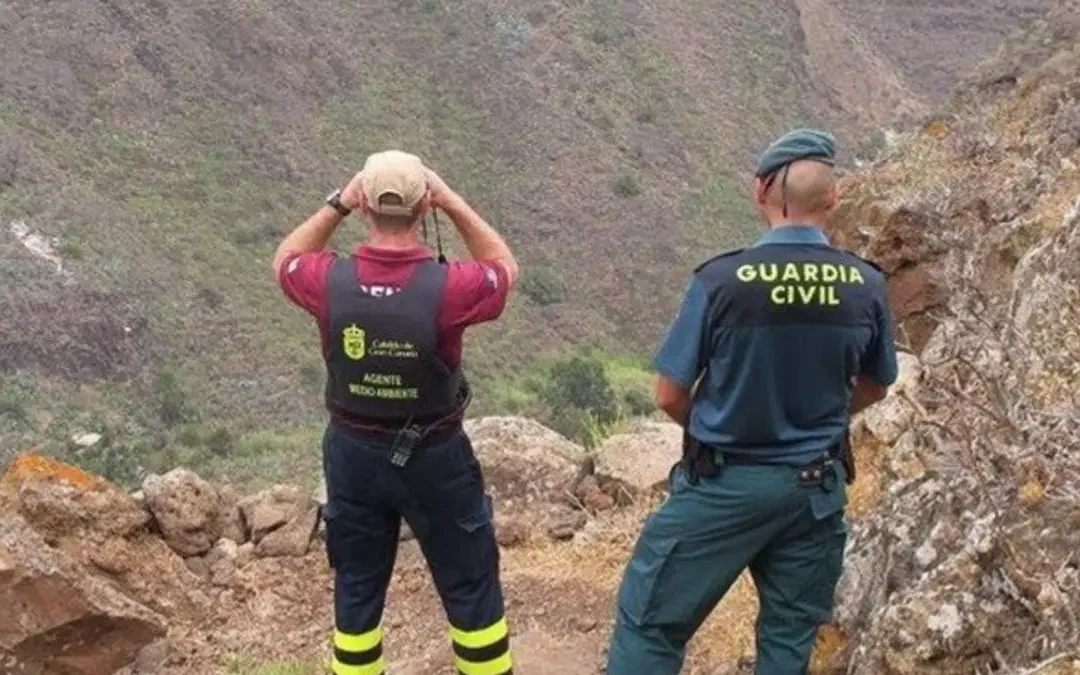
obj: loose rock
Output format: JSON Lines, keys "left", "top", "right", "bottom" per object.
{"left": 142, "top": 469, "right": 222, "bottom": 557}
{"left": 255, "top": 506, "right": 320, "bottom": 558}
{"left": 547, "top": 510, "right": 587, "bottom": 541}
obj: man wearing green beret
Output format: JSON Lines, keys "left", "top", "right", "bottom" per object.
{"left": 605, "top": 129, "right": 898, "bottom": 674}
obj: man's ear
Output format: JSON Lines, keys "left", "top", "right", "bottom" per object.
{"left": 824, "top": 183, "right": 840, "bottom": 212}
{"left": 359, "top": 200, "right": 377, "bottom": 220}
{"left": 753, "top": 178, "right": 768, "bottom": 207}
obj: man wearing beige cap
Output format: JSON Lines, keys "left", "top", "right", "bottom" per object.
{"left": 273, "top": 150, "right": 519, "bottom": 675}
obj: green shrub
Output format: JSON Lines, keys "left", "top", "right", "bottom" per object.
{"left": 519, "top": 266, "right": 568, "bottom": 306}
{"left": 155, "top": 371, "right": 191, "bottom": 428}
{"left": 299, "top": 361, "right": 324, "bottom": 389}
{"left": 71, "top": 437, "right": 157, "bottom": 490}
{"left": 535, "top": 353, "right": 620, "bottom": 445}
{"left": 545, "top": 354, "right": 618, "bottom": 423}
{"left": 636, "top": 107, "right": 657, "bottom": 124}
{"left": 205, "top": 426, "right": 235, "bottom": 457}
{"left": 175, "top": 425, "right": 201, "bottom": 447}
{"left": 58, "top": 240, "right": 85, "bottom": 261}
{"left": 622, "top": 388, "right": 655, "bottom": 417}
{"left": 612, "top": 170, "right": 642, "bottom": 197}
{"left": 0, "top": 397, "right": 30, "bottom": 429}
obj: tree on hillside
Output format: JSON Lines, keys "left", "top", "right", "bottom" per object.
{"left": 541, "top": 354, "right": 618, "bottom": 444}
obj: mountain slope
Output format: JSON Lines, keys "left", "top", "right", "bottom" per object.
{"left": 0, "top": 0, "right": 1054, "bottom": 471}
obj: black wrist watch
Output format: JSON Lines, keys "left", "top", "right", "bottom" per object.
{"left": 326, "top": 188, "right": 351, "bottom": 216}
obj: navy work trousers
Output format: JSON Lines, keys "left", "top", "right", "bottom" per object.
{"left": 606, "top": 460, "right": 849, "bottom": 675}
{"left": 322, "top": 422, "right": 512, "bottom": 675}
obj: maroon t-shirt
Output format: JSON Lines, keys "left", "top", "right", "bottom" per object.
{"left": 278, "top": 246, "right": 510, "bottom": 366}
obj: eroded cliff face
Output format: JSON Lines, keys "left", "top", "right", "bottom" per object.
{"left": 820, "top": 3, "right": 1080, "bottom": 672}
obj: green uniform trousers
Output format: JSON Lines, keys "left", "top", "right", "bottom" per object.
{"left": 606, "top": 459, "right": 848, "bottom": 675}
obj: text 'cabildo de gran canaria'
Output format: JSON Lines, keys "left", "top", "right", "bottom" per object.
{"left": 736, "top": 262, "right": 865, "bottom": 305}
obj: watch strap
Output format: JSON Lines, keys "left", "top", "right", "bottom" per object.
{"left": 326, "top": 188, "right": 351, "bottom": 216}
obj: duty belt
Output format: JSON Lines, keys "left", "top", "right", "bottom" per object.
{"left": 676, "top": 431, "right": 852, "bottom": 486}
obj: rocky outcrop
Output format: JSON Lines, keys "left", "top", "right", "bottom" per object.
{"left": 0, "top": 453, "right": 334, "bottom": 673}
{"left": 0, "top": 454, "right": 209, "bottom": 620}
{"left": 594, "top": 421, "right": 682, "bottom": 492}
{"left": 819, "top": 9, "right": 1080, "bottom": 671}
{"left": 0, "top": 514, "right": 166, "bottom": 675}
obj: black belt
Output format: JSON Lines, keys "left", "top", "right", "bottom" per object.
{"left": 706, "top": 445, "right": 841, "bottom": 467}
{"left": 678, "top": 431, "right": 851, "bottom": 486}
{"left": 333, "top": 417, "right": 462, "bottom": 446}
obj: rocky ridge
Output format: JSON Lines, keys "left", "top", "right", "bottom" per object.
{"left": 819, "top": 3, "right": 1080, "bottom": 672}
{"left": 0, "top": 417, "right": 663, "bottom": 674}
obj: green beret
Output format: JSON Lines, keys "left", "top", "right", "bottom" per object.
{"left": 755, "top": 128, "right": 837, "bottom": 178}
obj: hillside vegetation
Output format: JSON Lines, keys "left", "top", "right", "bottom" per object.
{"left": 0, "top": 0, "right": 1052, "bottom": 480}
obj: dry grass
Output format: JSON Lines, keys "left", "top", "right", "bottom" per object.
{"left": 499, "top": 454, "right": 891, "bottom": 669}
{"left": 502, "top": 494, "right": 763, "bottom": 665}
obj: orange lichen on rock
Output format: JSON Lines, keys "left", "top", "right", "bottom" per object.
{"left": 846, "top": 434, "right": 888, "bottom": 518}
{"left": 810, "top": 624, "right": 849, "bottom": 673}
{"left": 923, "top": 119, "right": 950, "bottom": 139}
{"left": 1018, "top": 479, "right": 1047, "bottom": 507}
{"left": 1, "top": 451, "right": 105, "bottom": 491}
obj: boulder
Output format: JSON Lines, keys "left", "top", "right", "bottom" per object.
{"left": 464, "top": 417, "right": 587, "bottom": 517}
{"left": 1, "top": 452, "right": 149, "bottom": 540}
{"left": 255, "top": 506, "right": 320, "bottom": 558}
{"left": 594, "top": 421, "right": 681, "bottom": 492}
{"left": 142, "top": 468, "right": 222, "bottom": 557}
{"left": 0, "top": 454, "right": 210, "bottom": 621}
{"left": 0, "top": 515, "right": 166, "bottom": 675}
{"left": 239, "top": 485, "right": 311, "bottom": 544}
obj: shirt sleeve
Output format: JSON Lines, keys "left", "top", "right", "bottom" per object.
{"left": 277, "top": 250, "right": 337, "bottom": 316}
{"left": 860, "top": 294, "right": 899, "bottom": 386}
{"left": 653, "top": 277, "right": 710, "bottom": 388}
{"left": 439, "top": 260, "right": 511, "bottom": 330}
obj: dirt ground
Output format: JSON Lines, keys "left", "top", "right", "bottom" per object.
{"left": 151, "top": 433, "right": 890, "bottom": 674}
{"left": 158, "top": 501, "right": 765, "bottom": 675}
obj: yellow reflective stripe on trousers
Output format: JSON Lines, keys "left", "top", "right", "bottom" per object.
{"left": 334, "top": 627, "right": 383, "bottom": 654}
{"left": 449, "top": 618, "right": 508, "bottom": 649}
{"left": 331, "top": 656, "right": 386, "bottom": 675}
{"left": 454, "top": 652, "right": 513, "bottom": 675}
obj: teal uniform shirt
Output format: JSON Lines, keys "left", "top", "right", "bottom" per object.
{"left": 653, "top": 225, "right": 898, "bottom": 464}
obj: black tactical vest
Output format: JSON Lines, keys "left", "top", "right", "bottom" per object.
{"left": 324, "top": 257, "right": 463, "bottom": 425}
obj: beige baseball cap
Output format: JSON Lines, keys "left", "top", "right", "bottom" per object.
{"left": 360, "top": 150, "right": 428, "bottom": 216}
